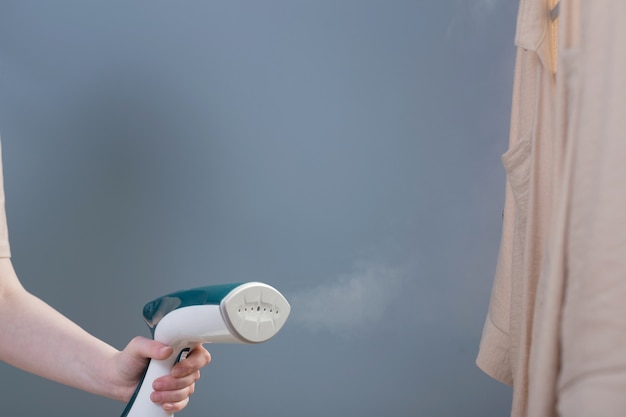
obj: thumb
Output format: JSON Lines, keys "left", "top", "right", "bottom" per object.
{"left": 112, "top": 337, "right": 175, "bottom": 402}
{"left": 124, "top": 336, "right": 173, "bottom": 362}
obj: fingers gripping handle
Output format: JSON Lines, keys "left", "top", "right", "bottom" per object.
{"left": 120, "top": 348, "right": 188, "bottom": 417}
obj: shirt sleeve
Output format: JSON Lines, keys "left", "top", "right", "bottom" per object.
{"left": 0, "top": 139, "right": 12, "bottom": 258}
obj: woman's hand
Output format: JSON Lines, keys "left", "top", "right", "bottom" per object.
{"left": 113, "top": 336, "right": 212, "bottom": 413}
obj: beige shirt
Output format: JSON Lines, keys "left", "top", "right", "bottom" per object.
{"left": 0, "top": 139, "right": 11, "bottom": 258}
{"left": 478, "top": 1, "right": 626, "bottom": 416}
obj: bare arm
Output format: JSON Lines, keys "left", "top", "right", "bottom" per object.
{"left": 0, "top": 258, "right": 210, "bottom": 412}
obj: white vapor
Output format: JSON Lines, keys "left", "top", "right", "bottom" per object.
{"left": 288, "top": 261, "right": 407, "bottom": 333}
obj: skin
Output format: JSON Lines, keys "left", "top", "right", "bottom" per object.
{"left": 0, "top": 258, "right": 211, "bottom": 413}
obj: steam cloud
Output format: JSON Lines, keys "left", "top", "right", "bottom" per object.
{"left": 288, "top": 261, "right": 407, "bottom": 333}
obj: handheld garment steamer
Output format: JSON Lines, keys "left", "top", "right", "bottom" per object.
{"left": 120, "top": 282, "right": 291, "bottom": 417}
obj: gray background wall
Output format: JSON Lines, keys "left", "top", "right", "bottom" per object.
{"left": 0, "top": 1, "right": 516, "bottom": 416}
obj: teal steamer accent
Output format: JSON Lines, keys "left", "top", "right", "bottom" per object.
{"left": 120, "top": 282, "right": 291, "bottom": 417}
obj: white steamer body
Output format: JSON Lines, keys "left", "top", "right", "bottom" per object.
{"left": 121, "top": 282, "right": 290, "bottom": 417}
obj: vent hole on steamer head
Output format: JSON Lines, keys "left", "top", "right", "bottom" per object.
{"left": 257, "top": 306, "right": 260, "bottom": 311}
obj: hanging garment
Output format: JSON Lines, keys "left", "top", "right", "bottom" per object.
{"left": 476, "top": 0, "right": 626, "bottom": 415}
{"left": 476, "top": 1, "right": 562, "bottom": 415}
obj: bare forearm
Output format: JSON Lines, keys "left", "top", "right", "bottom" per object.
{"left": 0, "top": 259, "right": 123, "bottom": 400}
{"left": 0, "top": 258, "right": 211, "bottom": 412}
